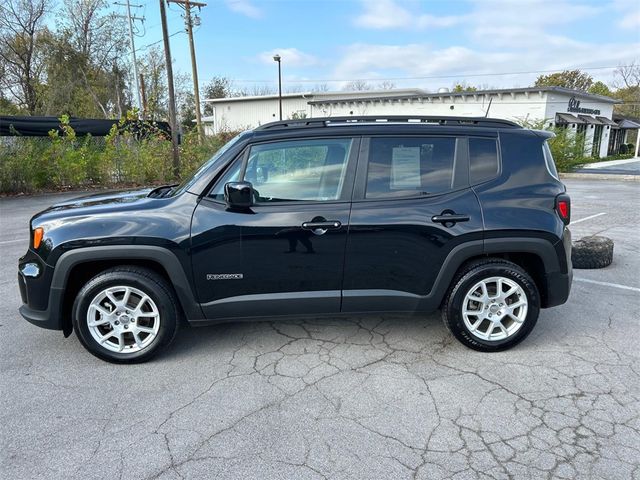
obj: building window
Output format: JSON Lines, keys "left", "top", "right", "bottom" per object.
{"left": 592, "top": 125, "right": 603, "bottom": 157}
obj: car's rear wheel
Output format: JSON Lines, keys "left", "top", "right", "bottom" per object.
{"left": 72, "top": 266, "right": 179, "bottom": 363}
{"left": 442, "top": 259, "right": 540, "bottom": 352}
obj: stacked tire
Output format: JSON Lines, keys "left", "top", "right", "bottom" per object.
{"left": 571, "top": 236, "right": 614, "bottom": 269}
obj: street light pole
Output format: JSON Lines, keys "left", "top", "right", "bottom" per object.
{"left": 273, "top": 54, "right": 282, "bottom": 120}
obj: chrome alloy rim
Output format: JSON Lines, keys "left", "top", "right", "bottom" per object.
{"left": 462, "top": 276, "right": 528, "bottom": 342}
{"left": 86, "top": 286, "right": 160, "bottom": 354}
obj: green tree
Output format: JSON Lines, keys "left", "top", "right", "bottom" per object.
{"left": 588, "top": 81, "right": 612, "bottom": 97}
{"left": 534, "top": 70, "right": 593, "bottom": 92}
{"left": 202, "top": 76, "right": 234, "bottom": 115}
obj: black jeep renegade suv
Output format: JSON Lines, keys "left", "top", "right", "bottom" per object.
{"left": 18, "top": 116, "right": 572, "bottom": 363}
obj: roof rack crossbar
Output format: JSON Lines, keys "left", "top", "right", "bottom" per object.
{"left": 255, "top": 115, "right": 521, "bottom": 131}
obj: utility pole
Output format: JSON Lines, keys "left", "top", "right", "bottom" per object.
{"left": 115, "top": 0, "right": 144, "bottom": 114}
{"left": 139, "top": 73, "right": 148, "bottom": 119}
{"left": 159, "top": 0, "right": 181, "bottom": 177}
{"left": 167, "top": 0, "right": 206, "bottom": 143}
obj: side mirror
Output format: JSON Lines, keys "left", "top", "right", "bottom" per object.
{"left": 224, "top": 181, "right": 253, "bottom": 209}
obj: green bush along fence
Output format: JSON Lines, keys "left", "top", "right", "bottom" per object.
{"left": 0, "top": 115, "right": 235, "bottom": 194}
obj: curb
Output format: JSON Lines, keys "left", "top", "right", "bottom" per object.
{"left": 560, "top": 173, "right": 640, "bottom": 182}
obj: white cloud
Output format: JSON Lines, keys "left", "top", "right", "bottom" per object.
{"left": 257, "top": 48, "right": 319, "bottom": 67}
{"left": 331, "top": 39, "right": 640, "bottom": 90}
{"left": 354, "top": 0, "right": 600, "bottom": 34}
{"left": 225, "top": 0, "right": 262, "bottom": 19}
{"left": 354, "top": 0, "right": 464, "bottom": 30}
{"left": 613, "top": 0, "right": 640, "bottom": 29}
{"left": 619, "top": 11, "right": 640, "bottom": 29}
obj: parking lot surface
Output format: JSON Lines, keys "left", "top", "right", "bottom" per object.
{"left": 1, "top": 178, "right": 639, "bottom": 480}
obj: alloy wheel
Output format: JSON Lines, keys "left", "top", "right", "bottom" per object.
{"left": 86, "top": 286, "right": 160, "bottom": 354}
{"left": 461, "top": 276, "right": 528, "bottom": 341}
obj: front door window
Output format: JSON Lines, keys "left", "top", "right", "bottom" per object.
{"left": 244, "top": 138, "right": 352, "bottom": 202}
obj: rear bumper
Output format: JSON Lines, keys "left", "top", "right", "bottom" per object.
{"left": 544, "top": 270, "right": 572, "bottom": 307}
{"left": 544, "top": 228, "right": 573, "bottom": 308}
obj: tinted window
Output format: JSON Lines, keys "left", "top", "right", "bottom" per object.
{"left": 469, "top": 138, "right": 499, "bottom": 184}
{"left": 366, "top": 137, "right": 456, "bottom": 198}
{"left": 245, "top": 138, "right": 352, "bottom": 202}
{"left": 542, "top": 141, "right": 559, "bottom": 180}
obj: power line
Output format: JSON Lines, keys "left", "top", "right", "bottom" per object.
{"left": 138, "top": 30, "right": 184, "bottom": 50}
{"left": 207, "top": 64, "right": 635, "bottom": 85}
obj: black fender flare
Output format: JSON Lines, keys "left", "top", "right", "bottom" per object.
{"left": 427, "top": 236, "right": 562, "bottom": 310}
{"left": 51, "top": 246, "right": 204, "bottom": 335}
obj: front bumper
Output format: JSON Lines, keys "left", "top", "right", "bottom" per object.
{"left": 18, "top": 251, "right": 64, "bottom": 331}
{"left": 19, "top": 295, "right": 63, "bottom": 330}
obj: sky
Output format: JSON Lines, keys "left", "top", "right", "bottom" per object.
{"left": 124, "top": 0, "right": 640, "bottom": 94}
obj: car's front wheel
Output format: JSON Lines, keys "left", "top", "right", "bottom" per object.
{"left": 442, "top": 259, "right": 540, "bottom": 352}
{"left": 72, "top": 266, "right": 180, "bottom": 363}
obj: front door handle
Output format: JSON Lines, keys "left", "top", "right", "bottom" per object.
{"left": 431, "top": 211, "right": 470, "bottom": 227}
{"left": 302, "top": 220, "right": 342, "bottom": 235}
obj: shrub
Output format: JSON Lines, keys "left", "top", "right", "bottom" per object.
{"left": 515, "top": 118, "right": 590, "bottom": 172}
{"left": 0, "top": 113, "right": 241, "bottom": 194}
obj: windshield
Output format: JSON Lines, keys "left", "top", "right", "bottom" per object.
{"left": 170, "top": 131, "right": 251, "bottom": 196}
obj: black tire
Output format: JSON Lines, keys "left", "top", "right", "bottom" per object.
{"left": 571, "top": 236, "right": 613, "bottom": 269}
{"left": 72, "top": 266, "right": 180, "bottom": 363}
{"left": 442, "top": 259, "right": 540, "bottom": 352}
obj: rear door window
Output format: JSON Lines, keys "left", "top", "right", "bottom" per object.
{"left": 365, "top": 137, "right": 457, "bottom": 198}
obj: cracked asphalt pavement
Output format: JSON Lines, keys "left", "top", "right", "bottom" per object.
{"left": 1, "top": 178, "right": 639, "bottom": 480}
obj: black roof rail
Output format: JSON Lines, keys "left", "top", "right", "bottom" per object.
{"left": 254, "top": 115, "right": 522, "bottom": 131}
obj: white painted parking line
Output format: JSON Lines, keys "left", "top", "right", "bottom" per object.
{"left": 0, "top": 239, "right": 26, "bottom": 245}
{"left": 571, "top": 212, "right": 606, "bottom": 224}
{"left": 575, "top": 277, "right": 640, "bottom": 293}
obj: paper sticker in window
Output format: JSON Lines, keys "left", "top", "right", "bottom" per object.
{"left": 391, "top": 146, "right": 421, "bottom": 189}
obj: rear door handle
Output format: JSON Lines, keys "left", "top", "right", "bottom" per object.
{"left": 302, "top": 221, "right": 342, "bottom": 230}
{"left": 431, "top": 213, "right": 470, "bottom": 225}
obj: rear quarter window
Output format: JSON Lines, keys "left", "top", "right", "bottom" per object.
{"left": 543, "top": 141, "right": 559, "bottom": 180}
{"left": 469, "top": 137, "right": 499, "bottom": 184}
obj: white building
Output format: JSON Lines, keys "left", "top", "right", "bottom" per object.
{"left": 203, "top": 87, "right": 631, "bottom": 158}
{"left": 201, "top": 89, "right": 424, "bottom": 134}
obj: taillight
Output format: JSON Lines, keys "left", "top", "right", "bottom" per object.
{"left": 555, "top": 194, "right": 570, "bottom": 225}
{"left": 33, "top": 227, "right": 44, "bottom": 249}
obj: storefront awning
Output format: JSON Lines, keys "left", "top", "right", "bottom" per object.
{"left": 617, "top": 119, "right": 640, "bottom": 129}
{"left": 555, "top": 113, "right": 585, "bottom": 124}
{"left": 578, "top": 115, "right": 603, "bottom": 125}
{"left": 596, "top": 116, "right": 617, "bottom": 126}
